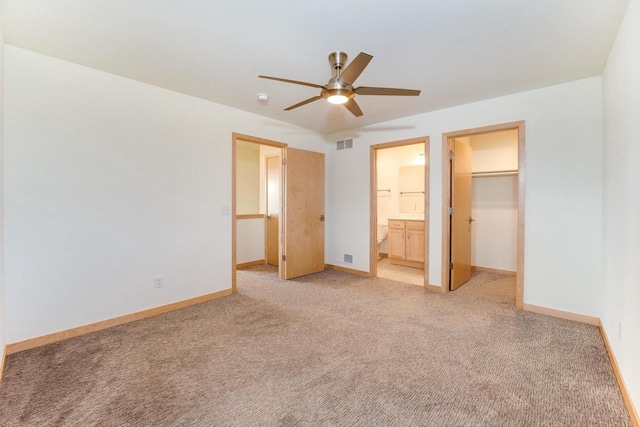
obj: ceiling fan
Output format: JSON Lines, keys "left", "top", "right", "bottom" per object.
{"left": 259, "top": 51, "right": 421, "bottom": 117}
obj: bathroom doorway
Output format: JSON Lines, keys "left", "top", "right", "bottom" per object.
{"left": 369, "top": 137, "right": 431, "bottom": 288}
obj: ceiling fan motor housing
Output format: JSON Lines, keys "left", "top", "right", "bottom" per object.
{"left": 329, "top": 51, "right": 348, "bottom": 73}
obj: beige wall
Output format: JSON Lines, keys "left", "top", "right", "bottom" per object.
{"left": 235, "top": 141, "right": 260, "bottom": 215}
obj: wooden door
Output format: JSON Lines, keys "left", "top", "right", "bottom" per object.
{"left": 265, "top": 155, "right": 280, "bottom": 266}
{"left": 282, "top": 148, "right": 325, "bottom": 279}
{"left": 405, "top": 221, "right": 425, "bottom": 263}
{"left": 450, "top": 139, "right": 472, "bottom": 290}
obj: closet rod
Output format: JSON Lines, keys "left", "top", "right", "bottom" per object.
{"left": 400, "top": 191, "right": 425, "bottom": 195}
{"left": 377, "top": 189, "right": 391, "bottom": 192}
{"left": 472, "top": 170, "right": 518, "bottom": 177}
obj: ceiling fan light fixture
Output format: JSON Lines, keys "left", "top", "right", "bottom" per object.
{"left": 322, "top": 87, "right": 353, "bottom": 105}
{"left": 327, "top": 94, "right": 349, "bottom": 105}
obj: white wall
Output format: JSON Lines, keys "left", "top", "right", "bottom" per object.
{"left": 326, "top": 77, "right": 602, "bottom": 317}
{"left": 471, "top": 176, "right": 518, "bottom": 271}
{"left": 235, "top": 141, "right": 260, "bottom": 215}
{"left": 0, "top": 22, "right": 6, "bottom": 355}
{"left": 236, "top": 218, "right": 265, "bottom": 264}
{"left": 602, "top": 0, "right": 640, "bottom": 413}
{"left": 4, "top": 46, "right": 325, "bottom": 343}
{"left": 258, "top": 145, "right": 281, "bottom": 214}
{"left": 470, "top": 130, "right": 518, "bottom": 271}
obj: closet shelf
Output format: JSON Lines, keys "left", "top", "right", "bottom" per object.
{"left": 472, "top": 170, "right": 518, "bottom": 178}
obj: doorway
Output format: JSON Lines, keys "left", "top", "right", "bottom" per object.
{"left": 232, "top": 133, "right": 326, "bottom": 292}
{"left": 369, "top": 137, "right": 431, "bottom": 288}
{"left": 441, "top": 122, "right": 525, "bottom": 309}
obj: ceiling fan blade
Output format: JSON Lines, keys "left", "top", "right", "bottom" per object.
{"left": 343, "top": 98, "right": 363, "bottom": 117}
{"left": 338, "top": 52, "right": 373, "bottom": 86}
{"left": 259, "top": 75, "right": 324, "bottom": 89}
{"left": 355, "top": 87, "right": 421, "bottom": 96}
{"left": 284, "top": 96, "right": 323, "bottom": 111}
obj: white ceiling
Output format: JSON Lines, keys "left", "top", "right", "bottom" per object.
{"left": 0, "top": 0, "right": 629, "bottom": 134}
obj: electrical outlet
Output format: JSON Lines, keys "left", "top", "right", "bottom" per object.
{"left": 154, "top": 276, "right": 163, "bottom": 288}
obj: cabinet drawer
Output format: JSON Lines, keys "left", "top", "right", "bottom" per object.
{"left": 388, "top": 220, "right": 405, "bottom": 229}
{"left": 406, "top": 220, "right": 425, "bottom": 231}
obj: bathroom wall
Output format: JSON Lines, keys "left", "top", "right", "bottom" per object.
{"left": 236, "top": 140, "right": 260, "bottom": 215}
{"left": 470, "top": 130, "right": 518, "bottom": 271}
{"left": 376, "top": 143, "right": 425, "bottom": 253}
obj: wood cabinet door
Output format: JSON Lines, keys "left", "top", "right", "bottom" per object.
{"left": 388, "top": 226, "right": 406, "bottom": 260}
{"left": 405, "top": 228, "right": 425, "bottom": 262}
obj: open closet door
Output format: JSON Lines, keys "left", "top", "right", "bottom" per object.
{"left": 282, "top": 148, "right": 325, "bottom": 279}
{"left": 451, "top": 139, "right": 472, "bottom": 290}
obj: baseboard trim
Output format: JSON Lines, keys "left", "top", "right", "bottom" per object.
{"left": 426, "top": 284, "right": 441, "bottom": 292}
{"left": 378, "top": 253, "right": 388, "bottom": 259}
{"left": 471, "top": 265, "right": 516, "bottom": 276}
{"left": 599, "top": 320, "right": 639, "bottom": 427}
{"left": 236, "top": 259, "right": 266, "bottom": 270}
{"left": 324, "top": 264, "right": 370, "bottom": 277}
{"left": 0, "top": 345, "right": 6, "bottom": 390}
{"left": 523, "top": 303, "right": 599, "bottom": 326}
{"left": 6, "top": 288, "right": 233, "bottom": 355}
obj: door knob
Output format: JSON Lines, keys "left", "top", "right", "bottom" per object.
{"left": 468, "top": 217, "right": 475, "bottom": 224}
{"left": 267, "top": 214, "right": 272, "bottom": 219}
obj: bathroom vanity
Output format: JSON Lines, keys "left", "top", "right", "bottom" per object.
{"left": 387, "top": 218, "right": 425, "bottom": 269}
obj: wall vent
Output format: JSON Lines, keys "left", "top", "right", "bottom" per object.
{"left": 337, "top": 139, "right": 354, "bottom": 150}
{"left": 335, "top": 252, "right": 353, "bottom": 263}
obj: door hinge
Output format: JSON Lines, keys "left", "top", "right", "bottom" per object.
{"left": 449, "top": 207, "right": 454, "bottom": 215}
{"left": 282, "top": 158, "right": 287, "bottom": 165}
{"left": 449, "top": 151, "right": 454, "bottom": 159}
{"left": 282, "top": 255, "right": 286, "bottom": 261}
{"left": 449, "top": 262, "right": 454, "bottom": 270}
{"left": 320, "top": 214, "right": 325, "bottom": 222}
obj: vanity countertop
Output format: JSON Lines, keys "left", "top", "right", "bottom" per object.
{"left": 388, "top": 217, "right": 424, "bottom": 222}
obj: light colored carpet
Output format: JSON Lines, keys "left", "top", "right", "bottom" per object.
{"left": 0, "top": 268, "right": 631, "bottom": 426}
{"left": 376, "top": 257, "right": 424, "bottom": 286}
